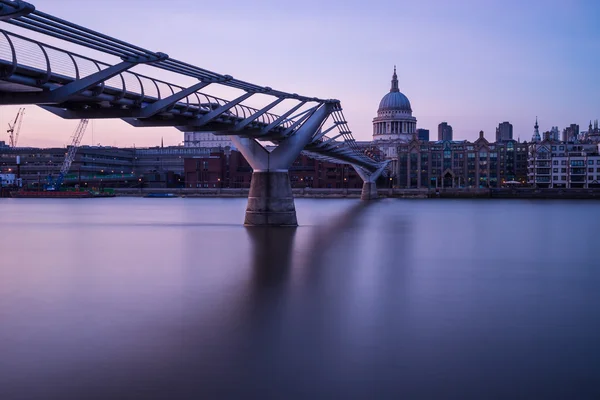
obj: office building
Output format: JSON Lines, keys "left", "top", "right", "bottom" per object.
{"left": 417, "top": 129, "right": 429, "bottom": 141}
{"left": 438, "top": 122, "right": 453, "bottom": 141}
{"left": 563, "top": 124, "right": 579, "bottom": 142}
{"left": 496, "top": 122, "right": 513, "bottom": 142}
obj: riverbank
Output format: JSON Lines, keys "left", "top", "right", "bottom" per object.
{"left": 110, "top": 187, "right": 600, "bottom": 200}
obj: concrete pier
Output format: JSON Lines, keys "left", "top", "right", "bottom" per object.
{"left": 360, "top": 181, "right": 379, "bottom": 201}
{"left": 245, "top": 171, "right": 297, "bottom": 226}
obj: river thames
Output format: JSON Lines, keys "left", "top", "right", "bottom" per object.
{"left": 1, "top": 198, "right": 599, "bottom": 399}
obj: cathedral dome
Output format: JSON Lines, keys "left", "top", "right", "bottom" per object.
{"left": 377, "top": 66, "right": 412, "bottom": 113}
{"left": 378, "top": 91, "right": 412, "bottom": 112}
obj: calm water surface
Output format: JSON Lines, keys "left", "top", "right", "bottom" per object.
{"left": 1, "top": 198, "right": 599, "bottom": 399}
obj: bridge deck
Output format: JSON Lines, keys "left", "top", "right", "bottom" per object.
{"left": 0, "top": 0, "right": 384, "bottom": 172}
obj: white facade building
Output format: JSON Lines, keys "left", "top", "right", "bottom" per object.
{"left": 184, "top": 132, "right": 235, "bottom": 149}
{"left": 528, "top": 142, "right": 600, "bottom": 188}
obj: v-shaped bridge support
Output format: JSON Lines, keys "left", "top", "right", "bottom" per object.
{"left": 228, "top": 102, "right": 334, "bottom": 226}
{"left": 353, "top": 161, "right": 390, "bottom": 201}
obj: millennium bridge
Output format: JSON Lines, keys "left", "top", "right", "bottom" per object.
{"left": 0, "top": 0, "right": 388, "bottom": 225}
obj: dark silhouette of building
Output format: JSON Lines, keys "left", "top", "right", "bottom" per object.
{"left": 563, "top": 124, "right": 580, "bottom": 142}
{"left": 496, "top": 121, "right": 513, "bottom": 142}
{"left": 416, "top": 129, "right": 430, "bottom": 141}
{"left": 438, "top": 122, "right": 453, "bottom": 141}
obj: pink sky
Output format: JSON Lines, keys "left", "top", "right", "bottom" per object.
{"left": 1, "top": 0, "right": 599, "bottom": 148}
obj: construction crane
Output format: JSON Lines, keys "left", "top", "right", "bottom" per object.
{"left": 7, "top": 108, "right": 25, "bottom": 148}
{"left": 46, "top": 119, "right": 89, "bottom": 191}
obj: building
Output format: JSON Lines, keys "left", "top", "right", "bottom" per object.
{"left": 585, "top": 120, "right": 600, "bottom": 143}
{"left": 396, "top": 131, "right": 529, "bottom": 188}
{"left": 1, "top": 173, "right": 17, "bottom": 187}
{"left": 372, "top": 66, "right": 417, "bottom": 160}
{"left": 438, "top": 122, "right": 453, "bottom": 141}
{"left": 528, "top": 141, "right": 600, "bottom": 188}
{"left": 417, "top": 129, "right": 429, "bottom": 141}
{"left": 563, "top": 124, "right": 579, "bottom": 142}
{"left": 183, "top": 131, "right": 234, "bottom": 149}
{"left": 184, "top": 148, "right": 249, "bottom": 188}
{"left": 184, "top": 149, "right": 364, "bottom": 189}
{"left": 496, "top": 122, "right": 513, "bottom": 142}
{"left": 0, "top": 145, "right": 214, "bottom": 188}
{"left": 550, "top": 126, "right": 560, "bottom": 141}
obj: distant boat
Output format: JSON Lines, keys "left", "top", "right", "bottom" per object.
{"left": 144, "top": 193, "right": 179, "bottom": 198}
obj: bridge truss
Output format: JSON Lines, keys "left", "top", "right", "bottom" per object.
{"left": 0, "top": 0, "right": 384, "bottom": 173}
{"left": 0, "top": 0, "right": 388, "bottom": 225}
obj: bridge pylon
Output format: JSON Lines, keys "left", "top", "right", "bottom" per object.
{"left": 353, "top": 161, "right": 390, "bottom": 201}
{"left": 229, "top": 103, "right": 334, "bottom": 226}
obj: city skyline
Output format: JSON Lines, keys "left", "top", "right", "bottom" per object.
{"left": 0, "top": 0, "right": 599, "bottom": 148}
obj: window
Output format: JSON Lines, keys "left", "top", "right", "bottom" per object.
{"left": 561, "top": 160, "right": 567, "bottom": 165}
{"left": 589, "top": 160, "right": 594, "bottom": 165}
{"left": 553, "top": 168, "right": 558, "bottom": 173}
{"left": 561, "top": 168, "right": 567, "bottom": 173}
{"left": 597, "top": 160, "right": 600, "bottom": 165}
{"left": 589, "top": 168, "right": 594, "bottom": 173}
{"left": 553, "top": 160, "right": 558, "bottom": 165}
{"left": 559, "top": 146, "right": 565, "bottom": 150}
{"left": 553, "top": 176, "right": 558, "bottom": 180}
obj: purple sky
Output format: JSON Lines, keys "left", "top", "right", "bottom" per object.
{"left": 1, "top": 0, "right": 599, "bottom": 148}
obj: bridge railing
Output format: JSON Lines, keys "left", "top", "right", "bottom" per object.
{"left": 0, "top": 1, "right": 386, "bottom": 173}
{"left": 0, "top": 29, "right": 295, "bottom": 128}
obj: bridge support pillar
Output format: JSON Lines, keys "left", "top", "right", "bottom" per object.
{"left": 245, "top": 171, "right": 297, "bottom": 226}
{"left": 353, "top": 161, "right": 390, "bottom": 201}
{"left": 361, "top": 181, "right": 379, "bottom": 201}
{"left": 229, "top": 103, "right": 333, "bottom": 226}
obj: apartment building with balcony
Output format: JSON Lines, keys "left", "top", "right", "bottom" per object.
{"left": 528, "top": 141, "right": 600, "bottom": 188}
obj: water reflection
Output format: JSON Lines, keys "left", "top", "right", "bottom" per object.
{"left": 246, "top": 226, "right": 297, "bottom": 294}
{"left": 1, "top": 198, "right": 600, "bottom": 399}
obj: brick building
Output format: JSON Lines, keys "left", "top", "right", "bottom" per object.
{"left": 397, "top": 131, "right": 529, "bottom": 188}
{"left": 184, "top": 149, "right": 364, "bottom": 189}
